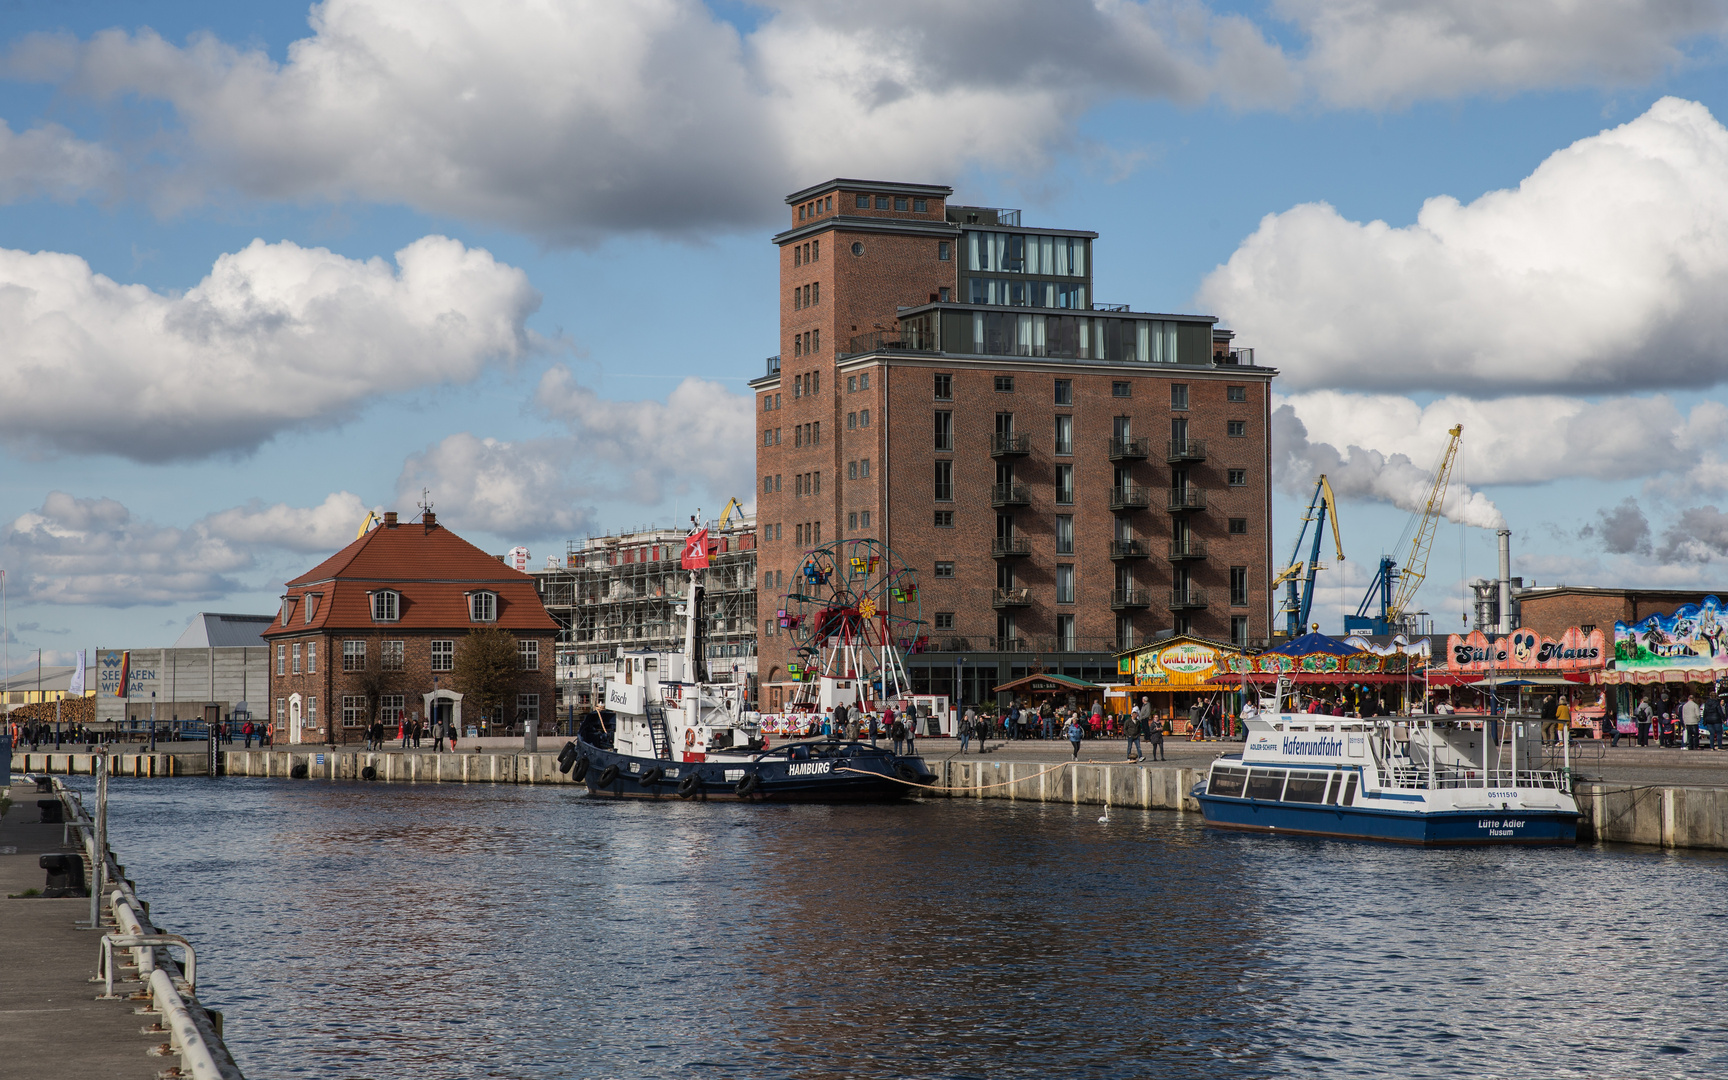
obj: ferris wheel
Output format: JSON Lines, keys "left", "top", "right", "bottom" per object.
{"left": 777, "top": 537, "right": 922, "bottom": 702}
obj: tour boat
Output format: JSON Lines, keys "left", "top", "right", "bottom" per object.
{"left": 563, "top": 522, "right": 936, "bottom": 801}
{"left": 1192, "top": 701, "right": 1579, "bottom": 845}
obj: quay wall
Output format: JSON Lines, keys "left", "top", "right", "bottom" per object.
{"left": 16, "top": 750, "right": 1728, "bottom": 853}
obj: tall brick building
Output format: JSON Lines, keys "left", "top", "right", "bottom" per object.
{"left": 264, "top": 510, "right": 558, "bottom": 743}
{"left": 750, "top": 179, "right": 1276, "bottom": 708}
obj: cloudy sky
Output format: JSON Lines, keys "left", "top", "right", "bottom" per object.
{"left": 5, "top": 0, "right": 1728, "bottom": 673}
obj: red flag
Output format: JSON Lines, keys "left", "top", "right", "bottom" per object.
{"left": 116, "top": 650, "right": 130, "bottom": 697}
{"left": 681, "top": 528, "right": 711, "bottom": 570}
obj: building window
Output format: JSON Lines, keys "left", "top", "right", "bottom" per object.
{"left": 431, "top": 640, "right": 454, "bottom": 672}
{"left": 848, "top": 412, "right": 857, "bottom": 430}
{"left": 1228, "top": 420, "right": 1247, "bottom": 438}
{"left": 847, "top": 376, "right": 856, "bottom": 392}
{"left": 306, "top": 642, "right": 316, "bottom": 674}
{"left": 1057, "top": 614, "right": 1076, "bottom": 652}
{"left": 1116, "top": 616, "right": 1135, "bottom": 651}
{"left": 859, "top": 410, "right": 869, "bottom": 427}
{"left": 276, "top": 697, "right": 285, "bottom": 725}
{"left": 1055, "top": 464, "right": 1074, "bottom": 505}
{"left": 1054, "top": 414, "right": 1072, "bottom": 456}
{"left": 381, "top": 641, "right": 404, "bottom": 671}
{"left": 934, "top": 374, "right": 953, "bottom": 400}
{"left": 343, "top": 696, "right": 366, "bottom": 728}
{"left": 876, "top": 195, "right": 891, "bottom": 209}
{"left": 1228, "top": 469, "right": 1247, "bottom": 486}
{"left": 764, "top": 474, "right": 773, "bottom": 493}
{"left": 934, "top": 410, "right": 954, "bottom": 450}
{"left": 1055, "top": 515, "right": 1074, "bottom": 554}
{"left": 860, "top": 372, "right": 870, "bottom": 389}
{"left": 1231, "top": 616, "right": 1250, "bottom": 647}
{"left": 1227, "top": 385, "right": 1247, "bottom": 402}
{"left": 934, "top": 561, "right": 955, "bottom": 578}
{"left": 518, "top": 694, "right": 540, "bottom": 726}
{"left": 276, "top": 644, "right": 285, "bottom": 676}
{"left": 934, "top": 460, "right": 953, "bottom": 501}
{"left": 1056, "top": 564, "right": 1075, "bottom": 604}
{"left": 379, "top": 695, "right": 404, "bottom": 724}
{"left": 860, "top": 458, "right": 870, "bottom": 477}
{"left": 291, "top": 643, "right": 301, "bottom": 674}
{"left": 520, "top": 640, "right": 539, "bottom": 671}
{"left": 938, "top": 241, "right": 950, "bottom": 261}
{"left": 934, "top": 511, "right": 954, "bottom": 528}
{"left": 893, "top": 196, "right": 907, "bottom": 211}
{"left": 1054, "top": 379, "right": 1072, "bottom": 405}
{"left": 470, "top": 591, "right": 498, "bottom": 622}
{"left": 851, "top": 241, "right": 864, "bottom": 256}
{"left": 934, "top": 612, "right": 955, "bottom": 630}
{"left": 848, "top": 461, "right": 858, "bottom": 480}
{"left": 994, "top": 375, "right": 1015, "bottom": 393}
{"left": 855, "top": 193, "right": 869, "bottom": 208}
{"left": 1171, "top": 384, "right": 1189, "bottom": 410}
{"left": 915, "top": 198, "right": 928, "bottom": 212}
{"left": 1229, "top": 518, "right": 1248, "bottom": 534}
{"left": 1112, "top": 381, "right": 1131, "bottom": 398}
{"left": 848, "top": 511, "right": 858, "bottom": 529}
{"left": 307, "top": 696, "right": 316, "bottom": 726}
{"left": 372, "top": 590, "right": 399, "bottom": 622}
{"left": 1230, "top": 567, "right": 1249, "bottom": 606}
{"left": 343, "top": 640, "right": 365, "bottom": 671}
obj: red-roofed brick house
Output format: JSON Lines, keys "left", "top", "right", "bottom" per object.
{"left": 263, "top": 510, "right": 558, "bottom": 744}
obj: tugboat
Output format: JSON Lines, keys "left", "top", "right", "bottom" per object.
{"left": 1192, "top": 685, "right": 1579, "bottom": 845}
{"left": 562, "top": 519, "right": 937, "bottom": 801}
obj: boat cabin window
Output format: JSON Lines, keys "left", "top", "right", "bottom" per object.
{"left": 1209, "top": 766, "right": 1248, "bottom": 797}
{"left": 1284, "top": 771, "right": 1330, "bottom": 803}
{"left": 1271, "top": 724, "right": 1284, "bottom": 732}
{"left": 1313, "top": 724, "right": 1335, "bottom": 732}
{"left": 1245, "top": 769, "right": 1286, "bottom": 800}
{"left": 1340, "top": 772, "right": 1359, "bottom": 806}
{"left": 1287, "top": 725, "right": 1308, "bottom": 732}
{"left": 1323, "top": 772, "right": 1339, "bottom": 803}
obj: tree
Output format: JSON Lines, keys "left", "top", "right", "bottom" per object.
{"left": 451, "top": 627, "right": 521, "bottom": 736}
{"left": 353, "top": 665, "right": 403, "bottom": 745}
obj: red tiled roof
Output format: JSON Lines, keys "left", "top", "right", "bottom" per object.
{"left": 264, "top": 517, "right": 558, "bottom": 637}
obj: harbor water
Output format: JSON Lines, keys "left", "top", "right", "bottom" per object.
{"left": 71, "top": 777, "right": 1728, "bottom": 1078}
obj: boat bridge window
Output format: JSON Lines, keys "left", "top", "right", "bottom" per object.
{"left": 1284, "top": 771, "right": 1330, "bottom": 804}
{"left": 1323, "top": 772, "right": 1339, "bottom": 803}
{"left": 1209, "top": 766, "right": 1248, "bottom": 797}
{"left": 1245, "top": 769, "right": 1286, "bottom": 800}
{"left": 1340, "top": 773, "right": 1359, "bottom": 806}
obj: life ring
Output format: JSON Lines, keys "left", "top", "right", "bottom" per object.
{"left": 571, "top": 755, "right": 589, "bottom": 782}
{"left": 596, "top": 764, "right": 619, "bottom": 788}
{"left": 684, "top": 729, "right": 696, "bottom": 748}
{"left": 734, "top": 772, "right": 761, "bottom": 798}
{"left": 677, "top": 772, "right": 702, "bottom": 798}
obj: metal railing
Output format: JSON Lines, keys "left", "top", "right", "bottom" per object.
{"left": 991, "top": 536, "right": 1032, "bottom": 557}
{"left": 1168, "top": 539, "right": 1208, "bottom": 560}
{"left": 1385, "top": 764, "right": 1569, "bottom": 792}
{"left": 990, "top": 432, "right": 1031, "bottom": 456}
{"left": 1109, "top": 539, "right": 1148, "bottom": 560}
{"left": 1111, "top": 589, "right": 1150, "bottom": 609}
{"left": 1108, "top": 437, "right": 1149, "bottom": 460}
{"left": 1109, "top": 485, "right": 1150, "bottom": 511}
{"left": 1167, "top": 439, "right": 1206, "bottom": 462}
{"left": 992, "top": 588, "right": 1032, "bottom": 607}
{"left": 991, "top": 635, "right": 1028, "bottom": 651}
{"left": 1167, "top": 486, "right": 1206, "bottom": 511}
{"left": 844, "top": 330, "right": 939, "bottom": 356}
{"left": 991, "top": 482, "right": 1032, "bottom": 506}
{"left": 1168, "top": 588, "right": 1209, "bottom": 609}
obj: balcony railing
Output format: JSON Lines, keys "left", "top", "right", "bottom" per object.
{"left": 991, "top": 482, "right": 1032, "bottom": 507}
{"left": 1109, "top": 485, "right": 1150, "bottom": 512}
{"left": 1111, "top": 589, "right": 1151, "bottom": 609}
{"left": 990, "top": 432, "right": 1031, "bottom": 457}
{"left": 1168, "top": 539, "right": 1208, "bottom": 560}
{"left": 1168, "top": 587, "right": 1209, "bottom": 610}
{"left": 1108, "top": 436, "right": 1150, "bottom": 461}
{"left": 766, "top": 354, "right": 781, "bottom": 376}
{"left": 1166, "top": 486, "right": 1206, "bottom": 512}
{"left": 1108, "top": 539, "right": 1148, "bottom": 560}
{"left": 1167, "top": 439, "right": 1206, "bottom": 463}
{"left": 991, "top": 536, "right": 1032, "bottom": 558}
{"left": 992, "top": 635, "right": 1028, "bottom": 652}
{"left": 844, "top": 329, "right": 940, "bottom": 357}
{"left": 992, "top": 587, "right": 1032, "bottom": 608}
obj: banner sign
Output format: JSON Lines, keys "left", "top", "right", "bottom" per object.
{"left": 1446, "top": 628, "right": 1605, "bottom": 674}
{"left": 1615, "top": 596, "right": 1728, "bottom": 675}
{"left": 1127, "top": 639, "right": 1238, "bottom": 686}
{"left": 1221, "top": 651, "right": 1415, "bottom": 676}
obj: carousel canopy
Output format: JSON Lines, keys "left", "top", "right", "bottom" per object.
{"left": 1266, "top": 632, "right": 1360, "bottom": 657}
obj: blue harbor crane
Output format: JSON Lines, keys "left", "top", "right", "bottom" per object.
{"left": 1344, "top": 424, "right": 1464, "bottom": 636}
{"left": 1272, "top": 475, "right": 1343, "bottom": 639}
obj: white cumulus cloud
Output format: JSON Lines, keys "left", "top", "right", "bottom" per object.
{"left": 0, "top": 118, "right": 118, "bottom": 202}
{"left": 395, "top": 433, "right": 597, "bottom": 540}
{"left": 0, "top": 234, "right": 539, "bottom": 461}
{"left": 197, "top": 491, "right": 380, "bottom": 553}
{"left": 1202, "top": 97, "right": 1728, "bottom": 396}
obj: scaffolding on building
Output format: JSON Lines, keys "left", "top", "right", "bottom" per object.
{"left": 535, "top": 514, "right": 758, "bottom": 711}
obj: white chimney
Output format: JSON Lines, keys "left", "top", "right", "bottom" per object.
{"left": 1497, "top": 529, "right": 1513, "bottom": 634}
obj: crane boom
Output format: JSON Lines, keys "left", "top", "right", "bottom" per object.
{"left": 1387, "top": 424, "right": 1462, "bottom": 621}
{"left": 1275, "top": 476, "right": 1345, "bottom": 636}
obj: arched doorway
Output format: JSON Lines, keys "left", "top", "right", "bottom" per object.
{"left": 423, "top": 689, "right": 464, "bottom": 738}
{"left": 288, "top": 693, "right": 304, "bottom": 744}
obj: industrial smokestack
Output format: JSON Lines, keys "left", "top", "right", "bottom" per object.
{"left": 1497, "top": 529, "right": 1513, "bottom": 634}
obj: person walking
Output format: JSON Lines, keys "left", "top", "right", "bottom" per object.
{"left": 890, "top": 715, "right": 906, "bottom": 756}
{"left": 242, "top": 719, "right": 254, "bottom": 749}
{"left": 832, "top": 702, "right": 847, "bottom": 740}
{"left": 1709, "top": 692, "right": 1726, "bottom": 750}
{"left": 958, "top": 710, "right": 972, "bottom": 754}
{"left": 1147, "top": 700, "right": 1167, "bottom": 761}
{"left": 1540, "top": 694, "right": 1560, "bottom": 747}
{"left": 1683, "top": 692, "right": 1702, "bottom": 751}
{"left": 1065, "top": 714, "right": 1084, "bottom": 760}
{"left": 905, "top": 715, "right": 917, "bottom": 756}
{"left": 1635, "top": 696, "right": 1652, "bottom": 747}
{"left": 1123, "top": 706, "right": 1142, "bottom": 762}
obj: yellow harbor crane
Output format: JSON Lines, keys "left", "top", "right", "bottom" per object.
{"left": 1273, "top": 475, "right": 1345, "bottom": 638}
{"left": 1348, "top": 424, "right": 1463, "bottom": 634}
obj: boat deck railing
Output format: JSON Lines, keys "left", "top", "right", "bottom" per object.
{"left": 1384, "top": 764, "right": 1570, "bottom": 792}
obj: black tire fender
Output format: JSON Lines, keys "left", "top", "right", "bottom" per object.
{"left": 571, "top": 755, "right": 589, "bottom": 782}
{"left": 596, "top": 764, "right": 620, "bottom": 788}
{"left": 557, "top": 741, "right": 578, "bottom": 774}
{"left": 734, "top": 772, "right": 761, "bottom": 798}
{"left": 640, "top": 767, "right": 664, "bottom": 786}
{"left": 894, "top": 762, "right": 918, "bottom": 784}
{"left": 677, "top": 772, "right": 702, "bottom": 798}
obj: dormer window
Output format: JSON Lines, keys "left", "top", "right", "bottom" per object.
{"left": 304, "top": 593, "right": 321, "bottom": 624}
{"left": 371, "top": 590, "right": 400, "bottom": 622}
{"left": 470, "top": 591, "right": 498, "bottom": 622}
{"left": 281, "top": 597, "right": 297, "bottom": 625}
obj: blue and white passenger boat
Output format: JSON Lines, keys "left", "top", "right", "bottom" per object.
{"left": 1193, "top": 696, "right": 1579, "bottom": 845}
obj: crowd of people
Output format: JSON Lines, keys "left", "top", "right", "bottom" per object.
{"left": 1614, "top": 690, "right": 1726, "bottom": 750}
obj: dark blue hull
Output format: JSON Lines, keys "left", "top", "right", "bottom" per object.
{"left": 574, "top": 738, "right": 933, "bottom": 802}
{"left": 1196, "top": 794, "right": 1578, "bottom": 846}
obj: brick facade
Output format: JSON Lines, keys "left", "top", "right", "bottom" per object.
{"left": 1515, "top": 588, "right": 1728, "bottom": 641}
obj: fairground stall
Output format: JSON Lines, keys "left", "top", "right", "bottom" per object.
{"left": 1427, "top": 627, "right": 1609, "bottom": 731}
{"left": 1115, "top": 636, "right": 1248, "bottom": 735}
{"left": 1604, "top": 596, "right": 1728, "bottom": 740}
{"left": 1220, "top": 632, "right": 1430, "bottom": 715}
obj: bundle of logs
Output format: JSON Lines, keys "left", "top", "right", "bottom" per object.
{"left": 5, "top": 695, "right": 97, "bottom": 726}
